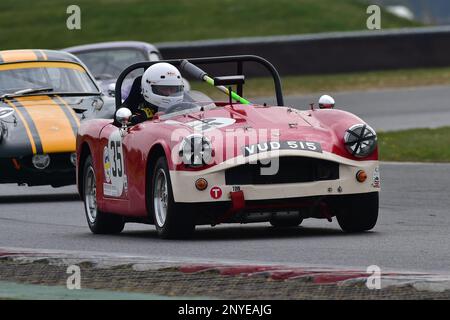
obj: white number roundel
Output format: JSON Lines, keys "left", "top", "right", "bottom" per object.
{"left": 107, "top": 130, "right": 125, "bottom": 197}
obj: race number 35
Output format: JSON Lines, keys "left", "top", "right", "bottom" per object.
{"left": 110, "top": 140, "right": 123, "bottom": 178}
{"left": 105, "top": 130, "right": 126, "bottom": 197}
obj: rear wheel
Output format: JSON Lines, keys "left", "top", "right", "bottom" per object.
{"left": 270, "top": 216, "right": 303, "bottom": 228}
{"left": 335, "top": 192, "right": 379, "bottom": 233}
{"left": 83, "top": 155, "right": 124, "bottom": 234}
{"left": 151, "top": 156, "right": 195, "bottom": 239}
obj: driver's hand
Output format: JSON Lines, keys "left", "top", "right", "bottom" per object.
{"left": 130, "top": 107, "right": 155, "bottom": 125}
{"left": 130, "top": 114, "right": 145, "bottom": 125}
{"left": 141, "top": 107, "right": 154, "bottom": 119}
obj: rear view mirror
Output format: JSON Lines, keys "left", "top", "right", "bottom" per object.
{"left": 108, "top": 83, "right": 116, "bottom": 97}
{"left": 115, "top": 108, "right": 132, "bottom": 129}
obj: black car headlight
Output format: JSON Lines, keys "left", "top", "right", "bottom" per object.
{"left": 0, "top": 107, "right": 14, "bottom": 119}
{"left": 344, "top": 124, "right": 377, "bottom": 158}
{"left": 0, "top": 123, "right": 7, "bottom": 143}
{"left": 32, "top": 154, "right": 51, "bottom": 170}
{"left": 0, "top": 107, "right": 14, "bottom": 143}
{"left": 179, "top": 134, "right": 213, "bottom": 167}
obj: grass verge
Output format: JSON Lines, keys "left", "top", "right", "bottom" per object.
{"left": 379, "top": 127, "right": 450, "bottom": 162}
{"left": 0, "top": 0, "right": 420, "bottom": 49}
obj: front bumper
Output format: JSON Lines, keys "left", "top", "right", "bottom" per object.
{"left": 0, "top": 153, "right": 76, "bottom": 187}
{"left": 170, "top": 151, "right": 380, "bottom": 203}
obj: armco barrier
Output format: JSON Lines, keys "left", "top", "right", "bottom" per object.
{"left": 157, "top": 26, "right": 450, "bottom": 76}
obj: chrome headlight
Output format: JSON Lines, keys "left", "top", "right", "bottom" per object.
{"left": 0, "top": 107, "right": 13, "bottom": 143}
{"left": 0, "top": 107, "right": 14, "bottom": 119}
{"left": 32, "top": 154, "right": 50, "bottom": 170}
{"left": 344, "top": 124, "right": 377, "bottom": 158}
{"left": 179, "top": 134, "right": 213, "bottom": 167}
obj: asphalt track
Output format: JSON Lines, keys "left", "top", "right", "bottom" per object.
{"left": 0, "top": 162, "right": 449, "bottom": 274}
{"left": 255, "top": 85, "right": 450, "bottom": 131}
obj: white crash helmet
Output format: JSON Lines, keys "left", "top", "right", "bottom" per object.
{"left": 141, "top": 62, "right": 184, "bottom": 110}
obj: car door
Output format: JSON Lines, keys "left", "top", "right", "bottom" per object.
{"left": 97, "top": 123, "right": 130, "bottom": 214}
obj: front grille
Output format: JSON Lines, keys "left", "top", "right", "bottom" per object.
{"left": 225, "top": 157, "right": 339, "bottom": 185}
{"left": 19, "top": 153, "right": 74, "bottom": 172}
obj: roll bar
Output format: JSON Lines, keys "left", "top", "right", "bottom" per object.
{"left": 115, "top": 55, "right": 284, "bottom": 108}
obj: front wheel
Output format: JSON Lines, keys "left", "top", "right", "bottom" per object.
{"left": 151, "top": 156, "right": 195, "bottom": 239}
{"left": 82, "top": 155, "right": 124, "bottom": 234}
{"left": 270, "top": 216, "right": 303, "bottom": 228}
{"left": 335, "top": 192, "right": 379, "bottom": 233}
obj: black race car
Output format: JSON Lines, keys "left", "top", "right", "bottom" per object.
{"left": 0, "top": 49, "right": 115, "bottom": 187}
{"left": 63, "top": 41, "right": 189, "bottom": 98}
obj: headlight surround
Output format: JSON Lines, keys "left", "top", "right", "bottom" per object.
{"left": 344, "top": 124, "right": 377, "bottom": 158}
{"left": 32, "top": 154, "right": 51, "bottom": 170}
{"left": 0, "top": 107, "right": 14, "bottom": 143}
{"left": 0, "top": 107, "right": 14, "bottom": 119}
{"left": 179, "top": 134, "right": 213, "bottom": 167}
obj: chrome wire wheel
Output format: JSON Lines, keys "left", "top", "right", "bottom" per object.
{"left": 84, "top": 166, "right": 97, "bottom": 224}
{"left": 153, "top": 168, "right": 168, "bottom": 228}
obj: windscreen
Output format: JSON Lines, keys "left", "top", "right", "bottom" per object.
{"left": 76, "top": 48, "right": 148, "bottom": 80}
{"left": 160, "top": 90, "right": 217, "bottom": 119}
{"left": 0, "top": 62, "right": 98, "bottom": 95}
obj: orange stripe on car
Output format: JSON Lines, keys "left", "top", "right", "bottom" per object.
{"left": 0, "top": 50, "right": 38, "bottom": 63}
{"left": 15, "top": 96, "right": 76, "bottom": 154}
{"left": 3, "top": 99, "right": 38, "bottom": 154}
{"left": 0, "top": 61, "right": 85, "bottom": 72}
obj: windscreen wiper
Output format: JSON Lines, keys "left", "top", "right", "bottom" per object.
{"left": 0, "top": 87, "right": 54, "bottom": 100}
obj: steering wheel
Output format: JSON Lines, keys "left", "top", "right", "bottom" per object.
{"left": 164, "top": 102, "right": 200, "bottom": 114}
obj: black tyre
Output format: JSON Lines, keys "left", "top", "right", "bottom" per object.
{"left": 82, "top": 155, "right": 124, "bottom": 234}
{"left": 270, "top": 216, "right": 303, "bottom": 228}
{"left": 151, "top": 156, "right": 195, "bottom": 239}
{"left": 336, "top": 192, "right": 379, "bottom": 233}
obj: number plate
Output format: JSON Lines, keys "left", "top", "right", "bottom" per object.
{"left": 243, "top": 141, "right": 322, "bottom": 157}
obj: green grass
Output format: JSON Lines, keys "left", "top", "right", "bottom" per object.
{"left": 379, "top": 127, "right": 450, "bottom": 162}
{"left": 191, "top": 66, "right": 450, "bottom": 99}
{"left": 0, "top": 0, "right": 420, "bottom": 49}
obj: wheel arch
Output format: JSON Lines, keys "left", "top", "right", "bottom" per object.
{"left": 77, "top": 142, "right": 92, "bottom": 197}
{"left": 145, "top": 143, "right": 169, "bottom": 221}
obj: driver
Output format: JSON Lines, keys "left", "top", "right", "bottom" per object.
{"left": 124, "top": 62, "right": 184, "bottom": 125}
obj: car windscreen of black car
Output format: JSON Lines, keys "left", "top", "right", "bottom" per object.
{"left": 0, "top": 62, "right": 98, "bottom": 95}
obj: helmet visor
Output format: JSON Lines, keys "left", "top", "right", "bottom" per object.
{"left": 152, "top": 85, "right": 184, "bottom": 97}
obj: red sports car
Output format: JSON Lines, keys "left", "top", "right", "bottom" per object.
{"left": 76, "top": 55, "right": 380, "bottom": 239}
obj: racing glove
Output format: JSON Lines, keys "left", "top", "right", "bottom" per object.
{"left": 129, "top": 107, "right": 155, "bottom": 125}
